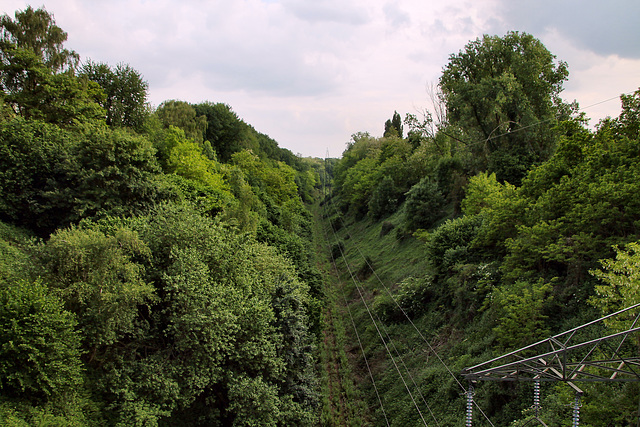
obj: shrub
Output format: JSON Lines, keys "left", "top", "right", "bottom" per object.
{"left": 380, "top": 221, "right": 394, "bottom": 237}
{"left": 404, "top": 178, "right": 445, "bottom": 231}
{"left": 373, "top": 276, "right": 435, "bottom": 322}
{"left": 356, "top": 256, "right": 374, "bottom": 280}
{"left": 331, "top": 241, "right": 345, "bottom": 260}
{"left": 427, "top": 215, "right": 483, "bottom": 276}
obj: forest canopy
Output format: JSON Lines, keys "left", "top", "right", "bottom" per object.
{"left": 0, "top": 7, "right": 324, "bottom": 426}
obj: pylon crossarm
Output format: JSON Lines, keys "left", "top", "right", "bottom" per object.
{"left": 463, "top": 303, "right": 640, "bottom": 377}
{"left": 462, "top": 325, "right": 640, "bottom": 382}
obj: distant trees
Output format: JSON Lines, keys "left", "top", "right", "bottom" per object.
{"left": 384, "top": 111, "right": 403, "bottom": 138}
{"left": 156, "top": 99, "right": 207, "bottom": 143}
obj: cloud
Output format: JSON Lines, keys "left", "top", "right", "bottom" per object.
{"left": 492, "top": 0, "right": 640, "bottom": 59}
{"left": 280, "top": 0, "right": 371, "bottom": 25}
{"left": 3, "top": 0, "right": 638, "bottom": 158}
{"left": 383, "top": 2, "right": 411, "bottom": 27}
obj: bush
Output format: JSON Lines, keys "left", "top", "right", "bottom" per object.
{"left": 427, "top": 215, "right": 483, "bottom": 276}
{"left": 380, "top": 221, "right": 394, "bottom": 237}
{"left": 404, "top": 178, "right": 446, "bottom": 231}
{"left": 331, "top": 241, "right": 345, "bottom": 260}
{"left": 356, "top": 256, "right": 374, "bottom": 280}
{"left": 368, "top": 176, "right": 399, "bottom": 219}
{"left": 373, "top": 276, "right": 435, "bottom": 322}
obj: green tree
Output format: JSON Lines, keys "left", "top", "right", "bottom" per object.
{"left": 368, "top": 175, "right": 399, "bottom": 219}
{"left": 81, "top": 61, "right": 149, "bottom": 130}
{"left": 0, "top": 8, "right": 104, "bottom": 124}
{"left": 439, "top": 31, "right": 571, "bottom": 185}
{"left": 404, "top": 177, "right": 445, "bottom": 231}
{"left": 491, "top": 279, "right": 552, "bottom": 349}
{"left": 35, "top": 225, "right": 155, "bottom": 353}
{"left": 0, "top": 119, "right": 166, "bottom": 235}
{"left": 0, "top": 279, "right": 83, "bottom": 403}
{"left": 383, "top": 111, "right": 403, "bottom": 138}
{"left": 0, "top": 6, "right": 78, "bottom": 74}
{"left": 195, "top": 102, "right": 248, "bottom": 162}
{"left": 156, "top": 99, "right": 207, "bottom": 144}
{"left": 610, "top": 88, "right": 640, "bottom": 141}
{"left": 589, "top": 242, "right": 640, "bottom": 331}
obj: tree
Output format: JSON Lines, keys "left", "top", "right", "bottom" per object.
{"left": 36, "top": 225, "right": 155, "bottom": 353}
{"left": 0, "top": 8, "right": 103, "bottom": 124}
{"left": 404, "top": 177, "right": 445, "bottom": 231}
{"left": 0, "top": 6, "right": 78, "bottom": 73}
{"left": 0, "top": 279, "right": 83, "bottom": 403}
{"left": 194, "top": 102, "right": 247, "bottom": 162}
{"left": 439, "top": 31, "right": 571, "bottom": 185}
{"left": 589, "top": 242, "right": 640, "bottom": 331}
{"left": 0, "top": 119, "right": 165, "bottom": 235}
{"left": 610, "top": 88, "right": 640, "bottom": 141}
{"left": 368, "top": 175, "right": 399, "bottom": 219}
{"left": 81, "top": 61, "right": 149, "bottom": 130}
{"left": 156, "top": 99, "right": 207, "bottom": 143}
{"left": 383, "top": 111, "right": 403, "bottom": 138}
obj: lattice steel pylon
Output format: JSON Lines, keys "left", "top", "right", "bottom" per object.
{"left": 461, "top": 302, "right": 640, "bottom": 425}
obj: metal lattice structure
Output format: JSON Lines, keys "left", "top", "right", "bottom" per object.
{"left": 462, "top": 303, "right": 640, "bottom": 384}
{"left": 461, "top": 303, "right": 640, "bottom": 426}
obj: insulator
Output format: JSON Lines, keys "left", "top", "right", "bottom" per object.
{"left": 533, "top": 380, "right": 541, "bottom": 417}
{"left": 466, "top": 384, "right": 475, "bottom": 427}
{"left": 572, "top": 393, "right": 582, "bottom": 427}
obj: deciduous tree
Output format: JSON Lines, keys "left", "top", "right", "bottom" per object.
{"left": 440, "top": 31, "right": 572, "bottom": 184}
{"left": 81, "top": 61, "right": 149, "bottom": 130}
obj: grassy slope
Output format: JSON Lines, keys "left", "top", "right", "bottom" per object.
{"left": 317, "top": 199, "right": 532, "bottom": 426}
{"left": 310, "top": 199, "right": 371, "bottom": 426}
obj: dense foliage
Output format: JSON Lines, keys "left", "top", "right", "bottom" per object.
{"left": 0, "top": 7, "right": 324, "bottom": 426}
{"left": 329, "top": 31, "right": 640, "bottom": 426}
{"left": 3, "top": 6, "right": 640, "bottom": 426}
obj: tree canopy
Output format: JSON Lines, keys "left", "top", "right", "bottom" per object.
{"left": 440, "top": 31, "right": 572, "bottom": 184}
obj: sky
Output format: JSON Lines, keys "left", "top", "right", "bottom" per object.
{"left": 3, "top": 0, "right": 640, "bottom": 158}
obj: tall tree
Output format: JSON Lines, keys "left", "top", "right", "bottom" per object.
{"left": 383, "top": 110, "right": 403, "bottom": 138}
{"left": 439, "top": 31, "right": 572, "bottom": 185}
{"left": 194, "top": 102, "right": 247, "bottom": 162}
{"left": 81, "top": 61, "right": 149, "bottom": 130}
{"left": 0, "top": 7, "right": 103, "bottom": 124}
{"left": 0, "top": 6, "right": 78, "bottom": 73}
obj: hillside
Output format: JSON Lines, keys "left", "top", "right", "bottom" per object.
{"left": 1, "top": 6, "right": 640, "bottom": 426}
{"left": 0, "top": 7, "right": 326, "bottom": 426}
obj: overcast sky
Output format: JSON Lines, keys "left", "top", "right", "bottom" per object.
{"left": 3, "top": 1, "right": 640, "bottom": 158}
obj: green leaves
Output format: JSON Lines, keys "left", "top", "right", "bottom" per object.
{"left": 36, "top": 225, "right": 155, "bottom": 351}
{"left": 404, "top": 177, "right": 445, "bottom": 231}
{"left": 589, "top": 242, "right": 640, "bottom": 331}
{"left": 440, "top": 31, "right": 570, "bottom": 184}
{"left": 1, "top": 7, "right": 104, "bottom": 126}
{"left": 0, "top": 119, "right": 165, "bottom": 235}
{"left": 81, "top": 61, "right": 149, "bottom": 130}
{"left": 0, "top": 279, "right": 82, "bottom": 401}
{"left": 491, "top": 279, "right": 552, "bottom": 349}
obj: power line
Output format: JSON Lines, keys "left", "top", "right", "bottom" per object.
{"left": 374, "top": 309, "right": 441, "bottom": 427}
{"left": 325, "top": 204, "right": 430, "bottom": 426}
{"left": 321, "top": 204, "right": 390, "bottom": 426}
{"left": 327, "top": 196, "right": 496, "bottom": 426}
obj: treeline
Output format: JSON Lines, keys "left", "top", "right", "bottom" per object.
{"left": 0, "top": 7, "right": 325, "bottom": 426}
{"left": 329, "top": 31, "right": 640, "bottom": 424}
